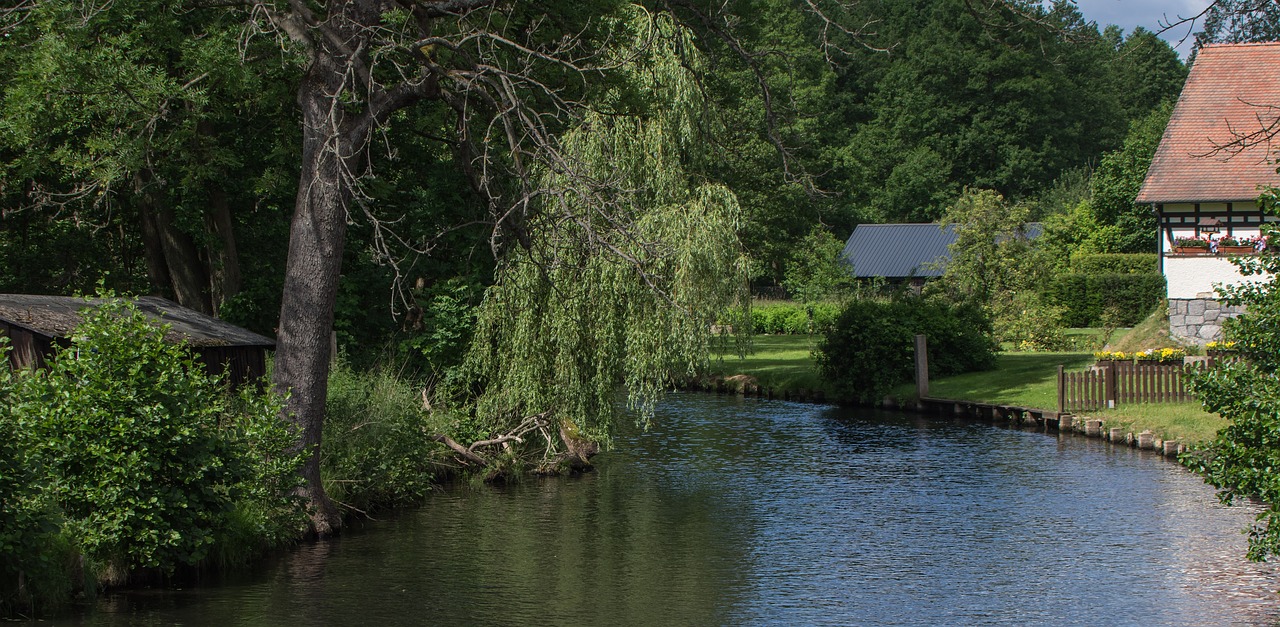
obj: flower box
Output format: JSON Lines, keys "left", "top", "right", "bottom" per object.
{"left": 1173, "top": 237, "right": 1211, "bottom": 254}
{"left": 1219, "top": 245, "right": 1256, "bottom": 254}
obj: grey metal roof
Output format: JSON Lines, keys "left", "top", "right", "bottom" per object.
{"left": 841, "top": 223, "right": 957, "bottom": 278}
{"left": 840, "top": 223, "right": 1042, "bottom": 278}
{"left": 0, "top": 294, "right": 275, "bottom": 348}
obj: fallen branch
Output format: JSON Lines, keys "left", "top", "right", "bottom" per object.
{"left": 431, "top": 433, "right": 490, "bottom": 466}
{"left": 430, "top": 411, "right": 554, "bottom": 468}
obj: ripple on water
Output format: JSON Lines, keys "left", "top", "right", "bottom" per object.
{"left": 55, "top": 393, "right": 1280, "bottom": 627}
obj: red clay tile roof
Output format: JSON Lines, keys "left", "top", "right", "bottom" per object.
{"left": 1137, "top": 43, "right": 1280, "bottom": 204}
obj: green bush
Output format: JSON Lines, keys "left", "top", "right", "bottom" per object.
{"left": 991, "top": 292, "right": 1072, "bottom": 351}
{"left": 323, "top": 361, "right": 441, "bottom": 512}
{"left": 1048, "top": 272, "right": 1166, "bottom": 327}
{"left": 0, "top": 341, "right": 69, "bottom": 614}
{"left": 1069, "top": 253, "right": 1157, "bottom": 275}
{"left": 817, "top": 296, "right": 997, "bottom": 403}
{"left": 398, "top": 277, "right": 482, "bottom": 377}
{"left": 750, "top": 301, "right": 842, "bottom": 335}
{"left": 810, "top": 302, "right": 841, "bottom": 333}
{"left": 3, "top": 298, "right": 304, "bottom": 604}
{"left": 750, "top": 303, "right": 787, "bottom": 334}
{"left": 780, "top": 307, "right": 810, "bottom": 334}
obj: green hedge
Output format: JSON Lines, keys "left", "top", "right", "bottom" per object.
{"left": 1069, "top": 253, "right": 1157, "bottom": 275}
{"left": 817, "top": 297, "right": 997, "bottom": 404}
{"left": 1048, "top": 272, "right": 1166, "bottom": 327}
{"left": 751, "top": 301, "right": 841, "bottom": 335}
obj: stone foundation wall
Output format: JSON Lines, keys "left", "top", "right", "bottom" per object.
{"left": 1168, "top": 298, "right": 1245, "bottom": 345}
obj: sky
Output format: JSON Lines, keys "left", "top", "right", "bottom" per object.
{"left": 1071, "top": 0, "right": 1215, "bottom": 55}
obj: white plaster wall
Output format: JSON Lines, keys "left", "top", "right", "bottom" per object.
{"left": 1159, "top": 201, "right": 1272, "bottom": 300}
{"left": 1165, "top": 256, "right": 1265, "bottom": 299}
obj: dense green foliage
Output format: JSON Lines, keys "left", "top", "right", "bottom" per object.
{"left": 817, "top": 296, "right": 996, "bottom": 403}
{"left": 0, "top": 300, "right": 303, "bottom": 610}
{"left": 782, "top": 228, "right": 855, "bottom": 304}
{"left": 461, "top": 12, "right": 749, "bottom": 457}
{"left": 1088, "top": 103, "right": 1175, "bottom": 253}
{"left": 928, "top": 189, "right": 1074, "bottom": 349}
{"left": 822, "top": 0, "right": 1178, "bottom": 226}
{"left": 322, "top": 361, "right": 442, "bottom": 512}
{"left": 1047, "top": 273, "right": 1166, "bottom": 327}
{"left": 750, "top": 301, "right": 842, "bottom": 335}
{"left": 0, "top": 343, "right": 66, "bottom": 614}
{"left": 1068, "top": 253, "right": 1158, "bottom": 275}
{"left": 1187, "top": 221, "right": 1280, "bottom": 561}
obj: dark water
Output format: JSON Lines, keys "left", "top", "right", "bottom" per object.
{"left": 59, "top": 394, "right": 1280, "bottom": 626}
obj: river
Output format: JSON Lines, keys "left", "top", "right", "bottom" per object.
{"left": 54, "top": 394, "right": 1280, "bottom": 626}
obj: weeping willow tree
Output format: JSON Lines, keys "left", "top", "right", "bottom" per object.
{"left": 442, "top": 10, "right": 749, "bottom": 474}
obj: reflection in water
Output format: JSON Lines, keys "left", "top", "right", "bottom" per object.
{"left": 50, "top": 394, "right": 1280, "bottom": 626}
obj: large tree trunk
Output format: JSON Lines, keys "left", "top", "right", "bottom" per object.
{"left": 152, "top": 205, "right": 213, "bottom": 313}
{"left": 135, "top": 170, "right": 212, "bottom": 312}
{"left": 272, "top": 46, "right": 369, "bottom": 537}
{"left": 137, "top": 204, "right": 173, "bottom": 298}
{"left": 205, "top": 187, "right": 241, "bottom": 316}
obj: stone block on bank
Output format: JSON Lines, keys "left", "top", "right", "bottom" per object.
{"left": 1137, "top": 431, "right": 1155, "bottom": 450}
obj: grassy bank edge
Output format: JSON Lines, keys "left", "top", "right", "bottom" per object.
{"left": 708, "top": 334, "right": 1226, "bottom": 445}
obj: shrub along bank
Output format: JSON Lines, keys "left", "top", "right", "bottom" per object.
{"left": 748, "top": 301, "right": 841, "bottom": 335}
{"left": 0, "top": 301, "right": 458, "bottom": 618}
{"left": 816, "top": 296, "right": 998, "bottom": 404}
{"left": 0, "top": 299, "right": 305, "bottom": 617}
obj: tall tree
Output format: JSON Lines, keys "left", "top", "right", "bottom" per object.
{"left": 1089, "top": 102, "right": 1175, "bottom": 253}
{"left": 828, "top": 0, "right": 1133, "bottom": 221}
{"left": 0, "top": 1, "right": 301, "bottom": 315}
{"left": 1107, "top": 27, "right": 1187, "bottom": 122}
{"left": 1195, "top": 0, "right": 1280, "bottom": 46}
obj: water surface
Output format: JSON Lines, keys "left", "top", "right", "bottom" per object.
{"left": 60, "top": 394, "right": 1280, "bottom": 626}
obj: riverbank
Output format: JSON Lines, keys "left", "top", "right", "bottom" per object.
{"left": 45, "top": 394, "right": 1280, "bottom": 626}
{"left": 708, "top": 334, "right": 1226, "bottom": 445}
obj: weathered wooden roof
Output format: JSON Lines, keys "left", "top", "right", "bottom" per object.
{"left": 1136, "top": 43, "right": 1280, "bottom": 204}
{"left": 0, "top": 294, "right": 275, "bottom": 348}
{"left": 841, "top": 223, "right": 957, "bottom": 278}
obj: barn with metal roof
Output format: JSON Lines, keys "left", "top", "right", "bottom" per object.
{"left": 840, "top": 223, "right": 958, "bottom": 280}
{"left": 841, "top": 222, "right": 1043, "bottom": 282}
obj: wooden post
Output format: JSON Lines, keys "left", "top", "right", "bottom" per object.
{"left": 1104, "top": 363, "right": 1117, "bottom": 409}
{"left": 1057, "top": 365, "right": 1065, "bottom": 414}
{"left": 914, "top": 334, "right": 929, "bottom": 399}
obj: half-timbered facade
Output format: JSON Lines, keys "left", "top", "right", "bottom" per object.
{"left": 1136, "top": 43, "right": 1280, "bottom": 344}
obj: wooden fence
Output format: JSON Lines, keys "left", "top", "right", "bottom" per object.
{"left": 1057, "top": 362, "right": 1199, "bottom": 413}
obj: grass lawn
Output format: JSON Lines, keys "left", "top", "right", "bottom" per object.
{"left": 708, "top": 334, "right": 830, "bottom": 393}
{"left": 711, "top": 333, "right": 1225, "bottom": 445}
{"left": 899, "top": 351, "right": 1095, "bottom": 408}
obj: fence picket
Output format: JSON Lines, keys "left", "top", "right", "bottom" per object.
{"left": 1056, "top": 362, "right": 1195, "bottom": 412}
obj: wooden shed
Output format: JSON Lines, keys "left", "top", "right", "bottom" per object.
{"left": 0, "top": 294, "right": 275, "bottom": 388}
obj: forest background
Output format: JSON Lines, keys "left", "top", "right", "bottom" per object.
{"left": 2, "top": 0, "right": 1277, "bottom": 610}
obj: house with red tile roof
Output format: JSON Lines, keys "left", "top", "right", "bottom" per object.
{"left": 1137, "top": 42, "right": 1280, "bottom": 344}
